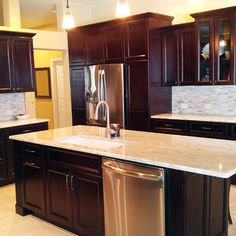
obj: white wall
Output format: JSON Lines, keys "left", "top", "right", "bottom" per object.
{"left": 86, "top": 0, "right": 236, "bottom": 25}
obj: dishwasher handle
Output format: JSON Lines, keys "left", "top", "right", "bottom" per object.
{"left": 102, "top": 162, "right": 163, "bottom": 182}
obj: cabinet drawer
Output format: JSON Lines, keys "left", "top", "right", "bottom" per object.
{"left": 227, "top": 123, "right": 236, "bottom": 140}
{"left": 0, "top": 142, "right": 6, "bottom": 162}
{"left": 46, "top": 148, "right": 102, "bottom": 176}
{"left": 5, "top": 122, "right": 48, "bottom": 140}
{"left": 152, "top": 119, "right": 186, "bottom": 135}
{"left": 20, "top": 143, "right": 42, "bottom": 162}
{"left": 187, "top": 121, "right": 227, "bottom": 139}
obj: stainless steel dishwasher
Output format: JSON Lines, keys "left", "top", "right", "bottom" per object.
{"left": 102, "top": 159, "right": 165, "bottom": 236}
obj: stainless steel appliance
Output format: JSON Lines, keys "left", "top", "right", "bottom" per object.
{"left": 84, "top": 64, "right": 125, "bottom": 127}
{"left": 102, "top": 160, "right": 165, "bottom": 236}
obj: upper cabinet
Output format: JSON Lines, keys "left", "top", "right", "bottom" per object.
{"left": 0, "top": 31, "right": 35, "bottom": 93}
{"left": 103, "top": 23, "right": 125, "bottom": 63}
{"left": 155, "top": 23, "right": 195, "bottom": 86}
{"left": 191, "top": 6, "right": 236, "bottom": 85}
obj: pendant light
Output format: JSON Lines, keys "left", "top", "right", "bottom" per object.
{"left": 115, "top": 0, "right": 131, "bottom": 18}
{"left": 62, "top": 0, "right": 75, "bottom": 29}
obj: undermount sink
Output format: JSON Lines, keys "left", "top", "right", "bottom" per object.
{"left": 57, "top": 136, "right": 125, "bottom": 149}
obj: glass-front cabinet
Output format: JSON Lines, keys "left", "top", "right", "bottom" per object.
{"left": 191, "top": 7, "right": 236, "bottom": 85}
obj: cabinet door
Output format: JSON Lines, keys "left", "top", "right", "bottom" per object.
{"left": 0, "top": 36, "right": 14, "bottom": 92}
{"left": 125, "top": 19, "right": 148, "bottom": 61}
{"left": 68, "top": 29, "right": 85, "bottom": 65}
{"left": 72, "top": 172, "right": 104, "bottom": 236}
{"left": 70, "top": 66, "right": 86, "bottom": 125}
{"left": 46, "top": 165, "right": 72, "bottom": 227}
{"left": 22, "top": 160, "right": 45, "bottom": 215}
{"left": 179, "top": 27, "right": 195, "bottom": 85}
{"left": 12, "top": 37, "right": 35, "bottom": 92}
{"left": 103, "top": 23, "right": 125, "bottom": 63}
{"left": 85, "top": 27, "right": 104, "bottom": 65}
{"left": 126, "top": 61, "right": 149, "bottom": 131}
{"left": 161, "top": 30, "right": 179, "bottom": 86}
{"left": 214, "top": 16, "right": 235, "bottom": 85}
{"left": 195, "top": 18, "right": 214, "bottom": 85}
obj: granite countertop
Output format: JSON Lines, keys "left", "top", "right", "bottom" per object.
{"left": 151, "top": 113, "right": 236, "bottom": 123}
{"left": 10, "top": 125, "right": 236, "bottom": 178}
{"left": 0, "top": 118, "right": 49, "bottom": 129}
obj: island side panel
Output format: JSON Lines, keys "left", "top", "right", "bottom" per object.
{"left": 165, "top": 169, "right": 229, "bottom": 236}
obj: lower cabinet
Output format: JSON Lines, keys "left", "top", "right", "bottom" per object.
{"left": 14, "top": 142, "right": 104, "bottom": 236}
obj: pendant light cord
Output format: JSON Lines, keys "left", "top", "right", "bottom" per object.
{"left": 66, "top": 0, "right": 69, "bottom": 9}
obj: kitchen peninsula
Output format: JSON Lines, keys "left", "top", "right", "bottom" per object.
{"left": 10, "top": 125, "right": 236, "bottom": 236}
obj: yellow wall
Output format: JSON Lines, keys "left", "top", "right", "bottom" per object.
{"left": 34, "top": 50, "right": 62, "bottom": 129}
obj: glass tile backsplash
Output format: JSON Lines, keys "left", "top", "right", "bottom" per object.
{"left": 172, "top": 85, "right": 236, "bottom": 115}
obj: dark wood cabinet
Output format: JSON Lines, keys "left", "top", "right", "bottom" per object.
{"left": 126, "top": 61, "right": 149, "bottom": 131}
{"left": 67, "top": 13, "right": 173, "bottom": 131}
{"left": 103, "top": 23, "right": 125, "bottom": 63}
{"left": 85, "top": 27, "right": 104, "bottom": 65}
{"left": 0, "top": 31, "right": 35, "bottom": 93}
{"left": 157, "top": 23, "right": 195, "bottom": 86}
{"left": 13, "top": 37, "right": 35, "bottom": 92}
{"left": 0, "top": 36, "right": 13, "bottom": 92}
{"left": 70, "top": 66, "right": 86, "bottom": 125}
{"left": 67, "top": 29, "right": 85, "bottom": 65}
{"left": 21, "top": 144, "right": 45, "bottom": 216}
{"left": 46, "top": 165, "right": 73, "bottom": 227}
{"left": 0, "top": 122, "right": 48, "bottom": 186}
{"left": 125, "top": 19, "right": 148, "bottom": 61}
{"left": 191, "top": 6, "right": 236, "bottom": 85}
{"left": 166, "top": 169, "right": 228, "bottom": 236}
{"left": 72, "top": 172, "right": 104, "bottom": 236}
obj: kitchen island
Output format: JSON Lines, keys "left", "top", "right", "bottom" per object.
{"left": 10, "top": 125, "right": 236, "bottom": 236}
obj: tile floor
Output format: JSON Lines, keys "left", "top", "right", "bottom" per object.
{"left": 0, "top": 184, "right": 236, "bottom": 235}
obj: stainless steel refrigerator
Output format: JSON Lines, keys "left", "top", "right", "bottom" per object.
{"left": 84, "top": 64, "right": 125, "bottom": 128}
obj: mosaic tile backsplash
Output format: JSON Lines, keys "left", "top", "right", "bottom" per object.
{"left": 172, "top": 85, "right": 236, "bottom": 116}
{"left": 0, "top": 93, "right": 25, "bottom": 115}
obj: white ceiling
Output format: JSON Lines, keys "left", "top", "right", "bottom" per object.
{"left": 20, "top": 0, "right": 111, "bottom": 29}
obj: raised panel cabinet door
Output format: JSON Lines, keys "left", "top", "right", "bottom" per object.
{"left": 126, "top": 61, "right": 148, "bottom": 113}
{"left": 6, "top": 140, "right": 14, "bottom": 181}
{"left": 125, "top": 19, "right": 148, "bottom": 60}
{"left": 72, "top": 172, "right": 104, "bottom": 236}
{"left": 103, "top": 23, "right": 125, "bottom": 62}
{"left": 0, "top": 162, "right": 7, "bottom": 185}
{"left": 46, "top": 166, "right": 73, "bottom": 227}
{"left": 179, "top": 26, "right": 195, "bottom": 85}
{"left": 161, "top": 30, "right": 179, "bottom": 86}
{"left": 22, "top": 160, "right": 45, "bottom": 216}
{"left": 68, "top": 29, "right": 85, "bottom": 65}
{"left": 70, "top": 66, "right": 86, "bottom": 125}
{"left": 12, "top": 37, "right": 35, "bottom": 92}
{"left": 0, "top": 36, "right": 14, "bottom": 92}
{"left": 85, "top": 27, "right": 104, "bottom": 65}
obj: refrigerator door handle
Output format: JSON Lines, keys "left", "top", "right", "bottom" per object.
{"left": 103, "top": 70, "right": 107, "bottom": 102}
{"left": 98, "top": 71, "right": 101, "bottom": 102}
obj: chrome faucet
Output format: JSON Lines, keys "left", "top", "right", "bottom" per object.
{"left": 95, "top": 101, "right": 111, "bottom": 136}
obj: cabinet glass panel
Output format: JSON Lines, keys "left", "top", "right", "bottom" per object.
{"left": 199, "top": 22, "right": 211, "bottom": 82}
{"left": 218, "top": 19, "right": 231, "bottom": 81}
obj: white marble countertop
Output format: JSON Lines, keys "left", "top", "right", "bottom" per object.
{"left": 151, "top": 113, "right": 236, "bottom": 123}
{"left": 0, "top": 118, "right": 49, "bottom": 129}
{"left": 9, "top": 125, "right": 236, "bottom": 178}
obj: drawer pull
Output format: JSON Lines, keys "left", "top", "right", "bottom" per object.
{"left": 22, "top": 129, "right": 33, "bottom": 133}
{"left": 0, "top": 158, "right": 3, "bottom": 161}
{"left": 25, "top": 149, "right": 36, "bottom": 154}
{"left": 164, "top": 124, "right": 174, "bottom": 128}
{"left": 24, "top": 161, "right": 40, "bottom": 169}
{"left": 71, "top": 175, "right": 75, "bottom": 191}
{"left": 201, "top": 126, "right": 212, "bottom": 131}
{"left": 66, "top": 174, "right": 69, "bottom": 190}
